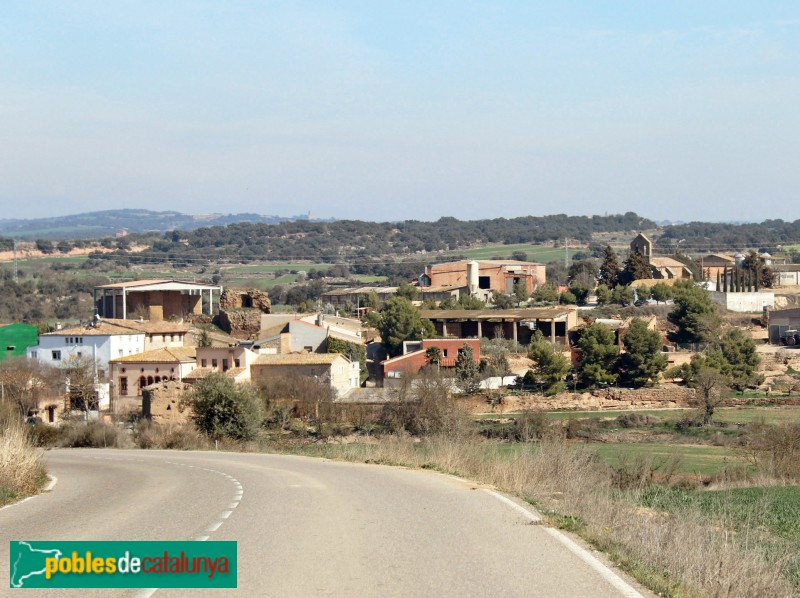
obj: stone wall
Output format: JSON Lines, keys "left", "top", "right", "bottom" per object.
{"left": 218, "top": 308, "right": 262, "bottom": 340}
{"left": 142, "top": 381, "right": 192, "bottom": 424}
{"left": 465, "top": 383, "right": 697, "bottom": 414}
{"left": 219, "top": 288, "right": 271, "bottom": 313}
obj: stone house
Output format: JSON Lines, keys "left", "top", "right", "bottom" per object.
{"left": 250, "top": 353, "right": 360, "bottom": 397}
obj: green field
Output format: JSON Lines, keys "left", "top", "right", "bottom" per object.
{"left": 640, "top": 485, "right": 800, "bottom": 587}
{"left": 586, "top": 442, "right": 745, "bottom": 476}
{"left": 14, "top": 255, "right": 89, "bottom": 266}
{"left": 354, "top": 275, "right": 388, "bottom": 283}
{"left": 454, "top": 242, "right": 580, "bottom": 263}
{"left": 223, "top": 263, "right": 327, "bottom": 274}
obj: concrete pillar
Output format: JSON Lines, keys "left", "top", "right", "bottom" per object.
{"left": 442, "top": 320, "right": 448, "bottom": 338}
{"left": 477, "top": 320, "right": 483, "bottom": 338}
{"left": 550, "top": 319, "right": 556, "bottom": 343}
{"left": 512, "top": 320, "right": 518, "bottom": 344}
{"left": 122, "top": 289, "right": 127, "bottom": 320}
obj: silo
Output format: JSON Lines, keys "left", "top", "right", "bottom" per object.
{"left": 734, "top": 253, "right": 745, "bottom": 267}
{"left": 467, "top": 261, "right": 479, "bottom": 295}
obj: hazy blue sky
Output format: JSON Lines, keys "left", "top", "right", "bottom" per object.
{"left": 2, "top": 1, "right": 799, "bottom": 222}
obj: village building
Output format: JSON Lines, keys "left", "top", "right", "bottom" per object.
{"left": 699, "top": 253, "right": 736, "bottom": 281}
{"left": 250, "top": 353, "right": 360, "bottom": 397}
{"left": 419, "top": 307, "right": 579, "bottom": 347}
{"left": 381, "top": 338, "right": 481, "bottom": 381}
{"left": 629, "top": 233, "right": 692, "bottom": 280}
{"left": 26, "top": 318, "right": 190, "bottom": 375}
{"left": 28, "top": 320, "right": 145, "bottom": 375}
{"left": 94, "top": 279, "right": 222, "bottom": 321}
{"left": 765, "top": 308, "right": 800, "bottom": 344}
{"left": 419, "top": 260, "right": 546, "bottom": 300}
{"left": 108, "top": 346, "right": 197, "bottom": 413}
{"left": 0, "top": 323, "right": 38, "bottom": 362}
{"left": 182, "top": 345, "right": 260, "bottom": 385}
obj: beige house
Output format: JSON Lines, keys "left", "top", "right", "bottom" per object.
{"left": 250, "top": 353, "right": 360, "bottom": 397}
{"left": 109, "top": 347, "right": 197, "bottom": 413}
{"left": 183, "top": 345, "right": 260, "bottom": 385}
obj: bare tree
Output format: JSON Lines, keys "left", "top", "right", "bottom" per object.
{"left": 0, "top": 358, "right": 60, "bottom": 418}
{"left": 692, "top": 368, "right": 729, "bottom": 425}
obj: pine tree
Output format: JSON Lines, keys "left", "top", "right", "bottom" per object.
{"left": 598, "top": 246, "right": 621, "bottom": 288}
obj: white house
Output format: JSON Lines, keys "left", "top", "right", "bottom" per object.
{"left": 26, "top": 318, "right": 191, "bottom": 375}
{"left": 27, "top": 320, "right": 145, "bottom": 375}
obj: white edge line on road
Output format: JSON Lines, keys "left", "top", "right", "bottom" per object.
{"left": 43, "top": 474, "right": 58, "bottom": 492}
{"left": 206, "top": 521, "right": 223, "bottom": 532}
{"left": 0, "top": 475, "right": 58, "bottom": 512}
{"left": 483, "top": 489, "right": 541, "bottom": 523}
{"left": 542, "top": 527, "right": 644, "bottom": 598}
{"left": 483, "top": 489, "right": 644, "bottom": 598}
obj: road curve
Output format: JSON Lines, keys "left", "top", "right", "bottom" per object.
{"left": 0, "top": 449, "right": 652, "bottom": 597}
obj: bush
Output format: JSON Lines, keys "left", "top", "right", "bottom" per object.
{"left": 27, "top": 421, "right": 60, "bottom": 447}
{"left": 59, "top": 421, "right": 130, "bottom": 448}
{"left": 750, "top": 422, "right": 800, "bottom": 480}
{"left": 617, "top": 413, "right": 662, "bottom": 428}
{"left": 513, "top": 410, "right": 551, "bottom": 442}
{"left": 133, "top": 422, "right": 210, "bottom": 450}
{"left": 1, "top": 420, "right": 46, "bottom": 502}
{"left": 190, "top": 373, "right": 263, "bottom": 441}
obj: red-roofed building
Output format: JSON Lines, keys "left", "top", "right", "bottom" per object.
{"left": 381, "top": 339, "right": 481, "bottom": 381}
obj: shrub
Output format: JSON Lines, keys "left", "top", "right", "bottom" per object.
{"left": 59, "top": 421, "right": 130, "bottom": 448}
{"left": 133, "top": 422, "right": 210, "bottom": 450}
{"left": 190, "top": 373, "right": 263, "bottom": 441}
{"left": 0, "top": 420, "right": 46, "bottom": 502}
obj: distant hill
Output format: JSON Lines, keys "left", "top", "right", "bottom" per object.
{"left": 0, "top": 209, "right": 324, "bottom": 240}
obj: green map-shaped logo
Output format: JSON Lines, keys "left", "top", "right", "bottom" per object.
{"left": 10, "top": 541, "right": 63, "bottom": 588}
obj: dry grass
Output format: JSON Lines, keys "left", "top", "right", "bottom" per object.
{"left": 289, "top": 435, "right": 796, "bottom": 597}
{"left": 0, "top": 420, "right": 46, "bottom": 503}
{"left": 133, "top": 422, "right": 211, "bottom": 450}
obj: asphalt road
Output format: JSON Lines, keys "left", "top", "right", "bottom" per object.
{"left": 1, "top": 449, "right": 651, "bottom": 597}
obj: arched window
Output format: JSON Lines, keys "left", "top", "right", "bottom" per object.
{"left": 139, "top": 376, "right": 147, "bottom": 389}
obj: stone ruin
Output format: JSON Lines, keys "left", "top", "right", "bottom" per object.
{"left": 218, "top": 308, "right": 262, "bottom": 340}
{"left": 217, "top": 288, "right": 271, "bottom": 340}
{"left": 219, "top": 288, "right": 271, "bottom": 313}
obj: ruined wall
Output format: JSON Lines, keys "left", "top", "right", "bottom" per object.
{"left": 218, "top": 308, "right": 262, "bottom": 340}
{"left": 142, "top": 381, "right": 192, "bottom": 424}
{"left": 219, "top": 288, "right": 271, "bottom": 313}
{"left": 466, "top": 383, "right": 697, "bottom": 414}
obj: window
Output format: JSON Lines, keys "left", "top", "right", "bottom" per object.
{"left": 222, "top": 359, "right": 229, "bottom": 372}
{"left": 442, "top": 349, "right": 448, "bottom": 358}
{"left": 478, "top": 276, "right": 491, "bottom": 290}
{"left": 76, "top": 352, "right": 82, "bottom": 358}
{"left": 201, "top": 359, "right": 207, "bottom": 367}
{"left": 120, "top": 377, "right": 128, "bottom": 396}
{"left": 211, "top": 359, "right": 218, "bottom": 368}
{"left": 51, "top": 350, "right": 61, "bottom": 361}
{"left": 66, "top": 337, "right": 71, "bottom": 345}
{"left": 234, "top": 359, "right": 240, "bottom": 368}
{"left": 30, "top": 351, "right": 37, "bottom": 359}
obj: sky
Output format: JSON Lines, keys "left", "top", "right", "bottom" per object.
{"left": 1, "top": 1, "right": 799, "bottom": 223}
